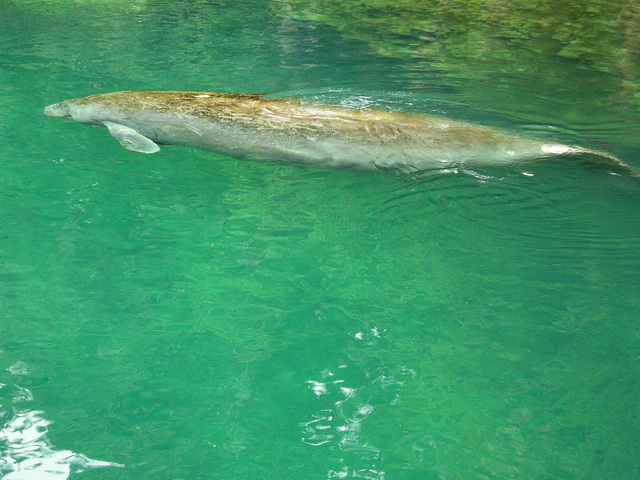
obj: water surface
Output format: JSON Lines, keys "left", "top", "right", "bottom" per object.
{"left": 1, "top": 1, "right": 640, "bottom": 479}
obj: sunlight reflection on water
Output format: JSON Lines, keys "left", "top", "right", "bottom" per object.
{"left": 300, "top": 328, "right": 414, "bottom": 480}
{"left": 0, "top": 365, "right": 123, "bottom": 480}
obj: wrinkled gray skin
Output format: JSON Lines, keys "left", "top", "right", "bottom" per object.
{"left": 45, "top": 91, "right": 631, "bottom": 175}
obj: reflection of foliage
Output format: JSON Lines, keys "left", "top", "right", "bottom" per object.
{"left": 275, "top": 0, "right": 640, "bottom": 106}
{"left": 1, "top": 0, "right": 283, "bottom": 94}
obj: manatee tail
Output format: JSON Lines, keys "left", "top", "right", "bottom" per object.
{"left": 562, "top": 146, "right": 639, "bottom": 177}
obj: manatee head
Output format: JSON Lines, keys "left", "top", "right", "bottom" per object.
{"left": 44, "top": 96, "right": 106, "bottom": 125}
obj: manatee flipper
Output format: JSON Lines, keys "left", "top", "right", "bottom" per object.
{"left": 102, "top": 121, "right": 160, "bottom": 154}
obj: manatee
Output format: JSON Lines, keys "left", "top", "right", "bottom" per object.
{"left": 44, "top": 90, "right": 633, "bottom": 175}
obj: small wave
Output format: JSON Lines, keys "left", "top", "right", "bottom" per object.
{"left": 0, "top": 410, "right": 123, "bottom": 480}
{"left": 379, "top": 165, "right": 640, "bottom": 263}
{"left": 1, "top": 371, "right": 123, "bottom": 479}
{"left": 300, "top": 328, "right": 414, "bottom": 480}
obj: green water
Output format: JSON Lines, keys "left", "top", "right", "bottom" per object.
{"left": 2, "top": 1, "right": 640, "bottom": 479}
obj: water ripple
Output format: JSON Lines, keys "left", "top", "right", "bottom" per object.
{"left": 1, "top": 371, "right": 123, "bottom": 479}
{"left": 380, "top": 165, "right": 640, "bottom": 263}
{"left": 300, "top": 327, "right": 413, "bottom": 480}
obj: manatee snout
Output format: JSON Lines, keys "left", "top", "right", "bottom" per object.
{"left": 44, "top": 102, "right": 71, "bottom": 119}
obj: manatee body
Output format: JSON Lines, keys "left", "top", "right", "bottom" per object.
{"left": 44, "top": 90, "right": 629, "bottom": 174}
